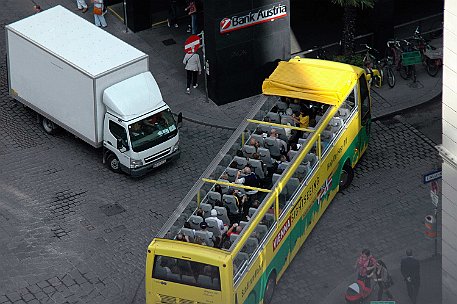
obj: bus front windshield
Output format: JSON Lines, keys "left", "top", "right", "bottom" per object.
{"left": 152, "top": 255, "right": 221, "bottom": 291}
{"left": 128, "top": 110, "right": 177, "bottom": 152}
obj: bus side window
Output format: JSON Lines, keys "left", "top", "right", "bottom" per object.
{"left": 359, "top": 74, "right": 371, "bottom": 124}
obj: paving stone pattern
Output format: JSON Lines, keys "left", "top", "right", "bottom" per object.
{"left": 272, "top": 118, "right": 441, "bottom": 304}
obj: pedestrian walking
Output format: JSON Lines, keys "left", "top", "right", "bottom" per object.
{"left": 372, "top": 260, "right": 394, "bottom": 301}
{"left": 76, "top": 0, "right": 88, "bottom": 13}
{"left": 183, "top": 50, "right": 201, "bottom": 94}
{"left": 92, "top": 0, "right": 107, "bottom": 28}
{"left": 33, "top": 5, "right": 42, "bottom": 13}
{"left": 401, "top": 249, "right": 420, "bottom": 304}
{"left": 185, "top": 0, "right": 197, "bottom": 34}
{"left": 355, "top": 249, "right": 376, "bottom": 288}
{"left": 167, "top": 0, "right": 179, "bottom": 28}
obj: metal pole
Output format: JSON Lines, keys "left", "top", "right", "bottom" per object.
{"left": 123, "top": 0, "right": 129, "bottom": 33}
{"left": 199, "top": 31, "right": 209, "bottom": 102}
{"left": 434, "top": 206, "right": 438, "bottom": 256}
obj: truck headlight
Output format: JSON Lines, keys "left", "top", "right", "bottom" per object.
{"left": 173, "top": 141, "right": 179, "bottom": 152}
{"left": 130, "top": 159, "right": 143, "bottom": 168}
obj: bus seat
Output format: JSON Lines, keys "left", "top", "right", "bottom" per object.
{"left": 168, "top": 272, "right": 180, "bottom": 282}
{"left": 287, "top": 178, "right": 301, "bottom": 197}
{"left": 214, "top": 206, "right": 230, "bottom": 225}
{"left": 242, "top": 145, "right": 256, "bottom": 159}
{"left": 258, "top": 148, "right": 273, "bottom": 168}
{"left": 200, "top": 203, "right": 212, "bottom": 218}
{"left": 195, "top": 230, "right": 214, "bottom": 247}
{"left": 230, "top": 233, "right": 239, "bottom": 243}
{"left": 322, "top": 130, "right": 334, "bottom": 141}
{"left": 276, "top": 100, "right": 288, "bottom": 113}
{"left": 239, "top": 221, "right": 249, "bottom": 228}
{"left": 271, "top": 127, "right": 288, "bottom": 142}
{"left": 272, "top": 173, "right": 282, "bottom": 186}
{"left": 247, "top": 159, "right": 265, "bottom": 179}
{"left": 289, "top": 103, "right": 301, "bottom": 113}
{"left": 255, "top": 224, "right": 268, "bottom": 241}
{"left": 304, "top": 153, "right": 317, "bottom": 167}
{"left": 266, "top": 112, "right": 281, "bottom": 124}
{"left": 264, "top": 137, "right": 282, "bottom": 158}
{"left": 232, "top": 156, "right": 248, "bottom": 170}
{"left": 278, "top": 162, "right": 290, "bottom": 172}
{"left": 243, "top": 237, "right": 259, "bottom": 254}
{"left": 221, "top": 154, "right": 232, "bottom": 167}
{"left": 207, "top": 191, "right": 222, "bottom": 206}
{"left": 189, "top": 215, "right": 203, "bottom": 230}
{"left": 223, "top": 195, "right": 239, "bottom": 215}
{"left": 280, "top": 115, "right": 295, "bottom": 127}
{"left": 217, "top": 179, "right": 229, "bottom": 194}
{"left": 225, "top": 168, "right": 238, "bottom": 182}
{"left": 212, "top": 165, "right": 225, "bottom": 180}
{"left": 212, "top": 278, "right": 220, "bottom": 290}
{"left": 257, "top": 124, "right": 271, "bottom": 135}
{"left": 263, "top": 213, "right": 275, "bottom": 227}
{"left": 181, "top": 228, "right": 195, "bottom": 242}
{"left": 248, "top": 207, "right": 258, "bottom": 218}
{"left": 205, "top": 218, "right": 222, "bottom": 238}
{"left": 153, "top": 265, "right": 168, "bottom": 280}
{"left": 288, "top": 150, "right": 298, "bottom": 161}
{"left": 329, "top": 117, "right": 344, "bottom": 132}
{"left": 338, "top": 108, "right": 350, "bottom": 121}
{"left": 198, "top": 275, "right": 212, "bottom": 289}
{"left": 250, "top": 133, "right": 265, "bottom": 147}
{"left": 234, "top": 252, "right": 249, "bottom": 271}
{"left": 294, "top": 164, "right": 308, "bottom": 181}
{"left": 182, "top": 275, "right": 196, "bottom": 285}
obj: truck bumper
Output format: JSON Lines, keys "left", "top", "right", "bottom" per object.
{"left": 124, "top": 149, "right": 181, "bottom": 177}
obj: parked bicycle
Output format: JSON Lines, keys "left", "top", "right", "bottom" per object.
{"left": 398, "top": 39, "right": 418, "bottom": 83}
{"left": 361, "top": 44, "right": 395, "bottom": 88}
{"left": 410, "top": 26, "right": 442, "bottom": 77}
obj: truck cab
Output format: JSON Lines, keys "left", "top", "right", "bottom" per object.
{"left": 102, "top": 72, "right": 180, "bottom": 176}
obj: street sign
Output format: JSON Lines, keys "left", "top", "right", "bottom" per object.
{"left": 184, "top": 35, "right": 200, "bottom": 54}
{"left": 423, "top": 169, "right": 442, "bottom": 184}
{"left": 431, "top": 191, "right": 439, "bottom": 207}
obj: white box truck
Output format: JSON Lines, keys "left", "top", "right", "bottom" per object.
{"left": 6, "top": 5, "right": 180, "bottom": 176}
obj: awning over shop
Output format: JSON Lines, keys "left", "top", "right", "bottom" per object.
{"left": 262, "top": 57, "right": 363, "bottom": 106}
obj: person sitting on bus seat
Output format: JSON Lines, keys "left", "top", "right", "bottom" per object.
{"left": 226, "top": 222, "right": 242, "bottom": 238}
{"left": 268, "top": 129, "right": 288, "bottom": 155}
{"left": 208, "top": 209, "right": 227, "bottom": 233}
{"left": 176, "top": 233, "right": 190, "bottom": 242}
{"left": 249, "top": 138, "right": 261, "bottom": 151}
{"left": 196, "top": 208, "right": 204, "bottom": 218}
{"left": 235, "top": 166, "right": 260, "bottom": 190}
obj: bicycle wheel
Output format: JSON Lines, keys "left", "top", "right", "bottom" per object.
{"left": 399, "top": 65, "right": 409, "bottom": 80}
{"left": 426, "top": 59, "right": 440, "bottom": 77}
{"left": 386, "top": 66, "right": 395, "bottom": 88}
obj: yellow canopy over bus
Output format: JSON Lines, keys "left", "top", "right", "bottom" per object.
{"left": 262, "top": 57, "right": 364, "bottom": 106}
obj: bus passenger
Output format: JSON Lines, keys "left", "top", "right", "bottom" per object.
{"left": 208, "top": 209, "right": 227, "bottom": 233}
{"left": 226, "top": 223, "right": 242, "bottom": 237}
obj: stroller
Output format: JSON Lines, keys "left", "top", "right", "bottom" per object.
{"left": 344, "top": 279, "right": 372, "bottom": 303}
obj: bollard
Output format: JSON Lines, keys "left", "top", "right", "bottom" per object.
{"left": 425, "top": 214, "right": 437, "bottom": 238}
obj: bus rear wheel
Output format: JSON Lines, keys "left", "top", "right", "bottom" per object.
{"left": 339, "top": 164, "right": 354, "bottom": 191}
{"left": 264, "top": 272, "right": 276, "bottom": 304}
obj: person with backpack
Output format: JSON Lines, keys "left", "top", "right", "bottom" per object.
{"left": 372, "top": 260, "right": 394, "bottom": 300}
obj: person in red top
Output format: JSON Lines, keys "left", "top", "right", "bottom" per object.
{"left": 356, "top": 249, "right": 377, "bottom": 289}
{"left": 226, "top": 223, "right": 242, "bottom": 238}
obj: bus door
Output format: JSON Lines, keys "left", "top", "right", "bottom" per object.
{"left": 358, "top": 74, "right": 371, "bottom": 151}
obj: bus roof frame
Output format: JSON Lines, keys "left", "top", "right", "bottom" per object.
{"left": 262, "top": 57, "right": 364, "bottom": 106}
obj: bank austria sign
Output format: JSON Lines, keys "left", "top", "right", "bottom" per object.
{"left": 220, "top": 3, "right": 287, "bottom": 34}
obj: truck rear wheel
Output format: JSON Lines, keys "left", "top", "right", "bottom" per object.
{"left": 41, "top": 117, "right": 58, "bottom": 135}
{"left": 106, "top": 154, "right": 121, "bottom": 173}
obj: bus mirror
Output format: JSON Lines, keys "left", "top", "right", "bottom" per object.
{"left": 177, "top": 112, "right": 183, "bottom": 129}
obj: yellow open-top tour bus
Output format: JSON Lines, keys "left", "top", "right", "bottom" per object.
{"left": 145, "top": 58, "right": 372, "bottom": 304}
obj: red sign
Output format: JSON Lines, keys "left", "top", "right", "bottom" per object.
{"left": 184, "top": 35, "right": 200, "bottom": 54}
{"left": 273, "top": 216, "right": 291, "bottom": 251}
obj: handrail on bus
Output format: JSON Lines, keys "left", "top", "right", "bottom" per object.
{"left": 201, "top": 178, "right": 272, "bottom": 193}
{"left": 246, "top": 119, "right": 316, "bottom": 133}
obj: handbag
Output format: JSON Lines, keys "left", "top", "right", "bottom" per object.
{"left": 94, "top": 5, "right": 103, "bottom": 15}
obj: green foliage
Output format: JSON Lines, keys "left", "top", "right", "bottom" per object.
{"left": 332, "top": 54, "right": 365, "bottom": 67}
{"left": 331, "top": 0, "right": 375, "bottom": 9}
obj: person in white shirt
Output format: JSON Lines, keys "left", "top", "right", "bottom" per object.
{"left": 208, "top": 209, "right": 226, "bottom": 233}
{"left": 183, "top": 50, "right": 201, "bottom": 94}
{"left": 76, "top": 0, "right": 88, "bottom": 13}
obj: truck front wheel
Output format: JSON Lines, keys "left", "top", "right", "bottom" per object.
{"left": 106, "top": 154, "right": 121, "bottom": 173}
{"left": 41, "top": 117, "right": 59, "bottom": 135}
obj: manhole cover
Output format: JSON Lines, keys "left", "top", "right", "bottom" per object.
{"left": 100, "top": 203, "right": 125, "bottom": 216}
{"left": 162, "top": 38, "right": 176, "bottom": 46}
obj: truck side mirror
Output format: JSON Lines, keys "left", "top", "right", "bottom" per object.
{"left": 177, "top": 112, "right": 183, "bottom": 129}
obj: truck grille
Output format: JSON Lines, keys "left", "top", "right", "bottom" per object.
{"left": 157, "top": 294, "right": 205, "bottom": 304}
{"left": 144, "top": 148, "right": 171, "bottom": 164}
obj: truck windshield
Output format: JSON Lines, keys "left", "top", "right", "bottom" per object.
{"left": 152, "top": 255, "right": 221, "bottom": 291}
{"left": 128, "top": 110, "right": 177, "bottom": 152}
